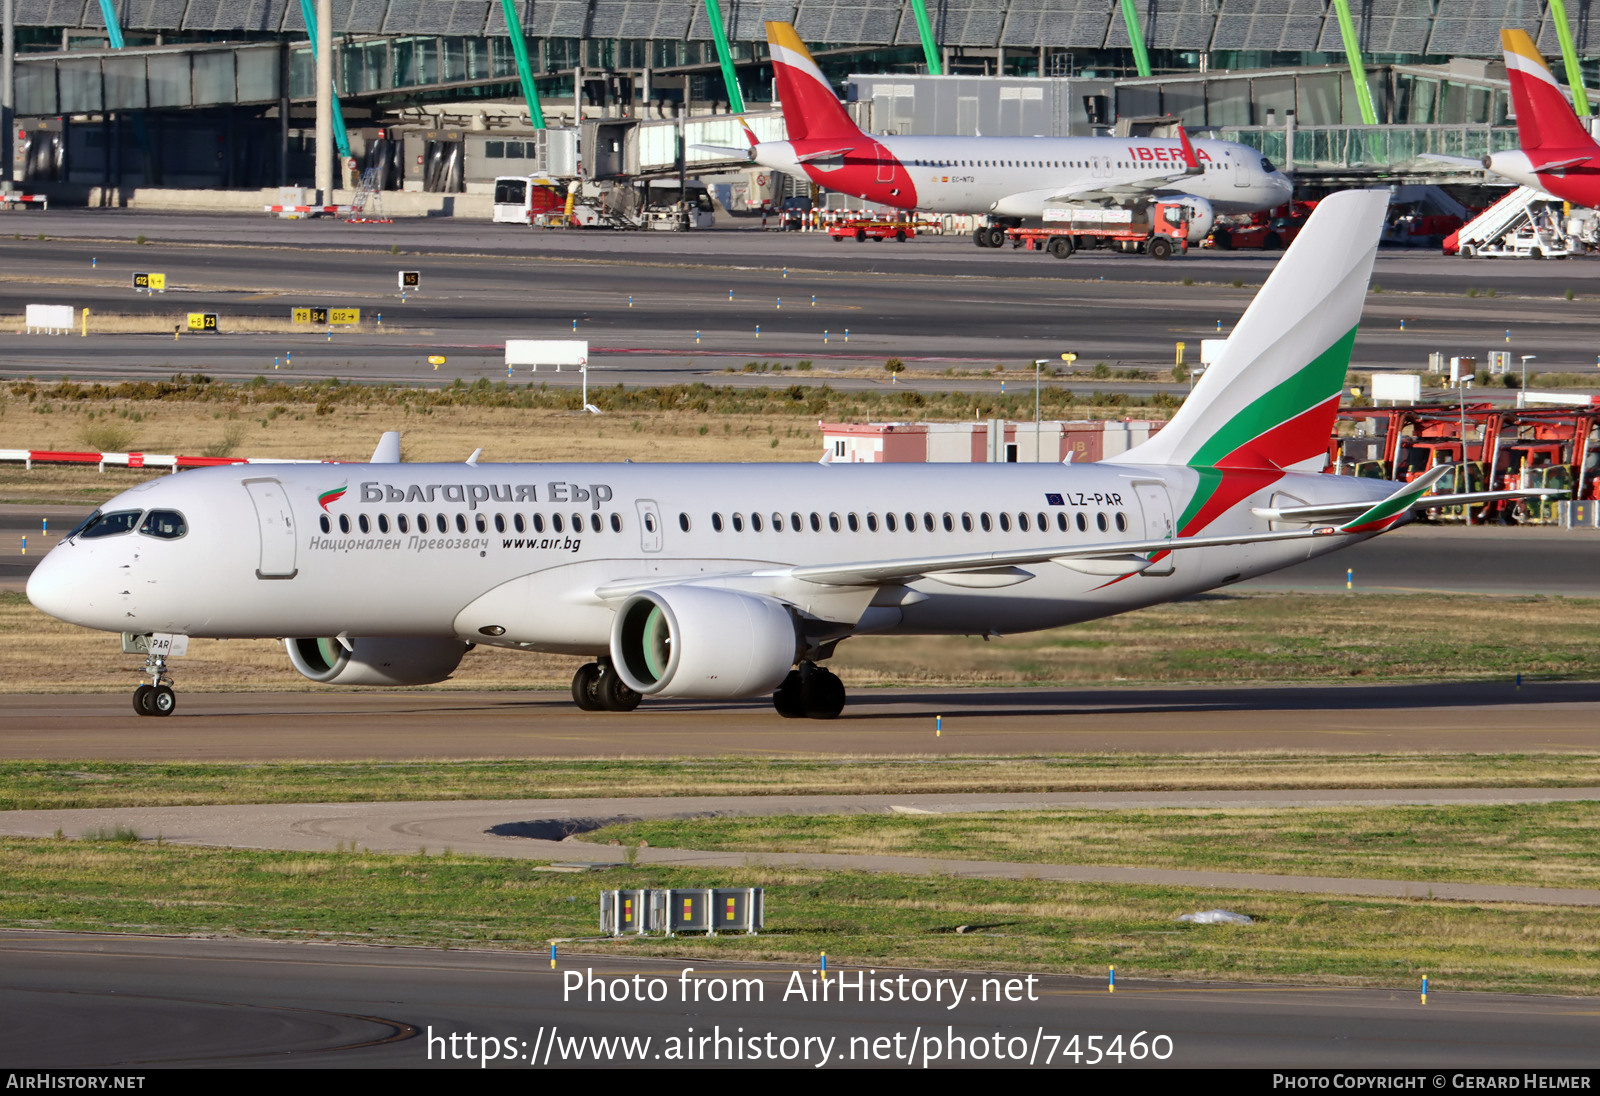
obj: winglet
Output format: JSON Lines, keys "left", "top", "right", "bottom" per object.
{"left": 1177, "top": 126, "right": 1201, "bottom": 172}
{"left": 739, "top": 117, "right": 760, "bottom": 149}
{"left": 1338, "top": 465, "right": 1453, "bottom": 533}
{"left": 369, "top": 431, "right": 401, "bottom": 464}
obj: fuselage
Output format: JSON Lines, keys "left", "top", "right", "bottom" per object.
{"left": 754, "top": 135, "right": 1293, "bottom": 217}
{"left": 1483, "top": 148, "right": 1600, "bottom": 207}
{"left": 27, "top": 460, "right": 1391, "bottom": 656}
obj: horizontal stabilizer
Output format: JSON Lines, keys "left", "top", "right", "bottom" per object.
{"left": 1335, "top": 466, "right": 1453, "bottom": 533}
{"left": 689, "top": 143, "right": 754, "bottom": 159}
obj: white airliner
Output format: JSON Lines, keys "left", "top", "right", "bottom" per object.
{"left": 702, "top": 22, "right": 1293, "bottom": 244}
{"left": 27, "top": 191, "right": 1537, "bottom": 719}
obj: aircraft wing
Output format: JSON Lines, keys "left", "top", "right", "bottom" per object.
{"left": 1035, "top": 173, "right": 1192, "bottom": 205}
{"left": 592, "top": 524, "right": 1347, "bottom": 601}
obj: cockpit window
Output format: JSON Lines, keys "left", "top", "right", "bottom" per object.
{"left": 67, "top": 510, "right": 101, "bottom": 539}
{"left": 1260, "top": 157, "right": 1276, "bottom": 174}
{"left": 139, "top": 510, "right": 187, "bottom": 540}
{"left": 77, "top": 510, "right": 142, "bottom": 539}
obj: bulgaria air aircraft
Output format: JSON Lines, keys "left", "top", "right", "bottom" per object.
{"left": 714, "top": 21, "right": 1292, "bottom": 244}
{"left": 26, "top": 192, "right": 1534, "bottom": 719}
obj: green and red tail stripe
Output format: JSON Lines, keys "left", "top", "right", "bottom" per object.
{"left": 318, "top": 485, "right": 347, "bottom": 511}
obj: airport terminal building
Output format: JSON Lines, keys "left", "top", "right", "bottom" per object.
{"left": 5, "top": 0, "right": 1595, "bottom": 192}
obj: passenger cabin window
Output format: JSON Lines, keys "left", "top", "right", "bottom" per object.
{"left": 399, "top": 514, "right": 410, "bottom": 533}
{"left": 1076, "top": 513, "right": 1088, "bottom": 532}
{"left": 1097, "top": 512, "right": 1109, "bottom": 532}
{"left": 679, "top": 513, "right": 691, "bottom": 532}
{"left": 533, "top": 514, "right": 545, "bottom": 533}
{"left": 494, "top": 515, "right": 506, "bottom": 533}
{"left": 553, "top": 514, "right": 564, "bottom": 533}
{"left": 792, "top": 512, "right": 803, "bottom": 530}
{"left": 319, "top": 515, "right": 330, "bottom": 534}
{"left": 751, "top": 513, "right": 763, "bottom": 532}
{"left": 611, "top": 514, "right": 623, "bottom": 532}
{"left": 810, "top": 513, "right": 821, "bottom": 532}
{"left": 455, "top": 514, "right": 468, "bottom": 534}
{"left": 1116, "top": 512, "right": 1127, "bottom": 532}
{"left": 829, "top": 513, "right": 841, "bottom": 532}
{"left": 867, "top": 513, "right": 879, "bottom": 532}
{"left": 513, "top": 514, "right": 524, "bottom": 533}
{"left": 358, "top": 514, "right": 370, "bottom": 534}
{"left": 138, "top": 510, "right": 186, "bottom": 540}
{"left": 847, "top": 513, "right": 860, "bottom": 532}
{"left": 378, "top": 514, "right": 389, "bottom": 534}
{"left": 732, "top": 513, "right": 744, "bottom": 532}
{"left": 436, "top": 513, "right": 447, "bottom": 532}
{"left": 476, "top": 514, "right": 487, "bottom": 533}
{"left": 590, "top": 513, "right": 602, "bottom": 533}
{"left": 1057, "top": 512, "right": 1068, "bottom": 532}
{"left": 981, "top": 513, "right": 993, "bottom": 532}
{"left": 339, "top": 515, "right": 351, "bottom": 534}
{"left": 418, "top": 514, "right": 430, "bottom": 533}
{"left": 712, "top": 513, "right": 723, "bottom": 531}
{"left": 961, "top": 513, "right": 973, "bottom": 532}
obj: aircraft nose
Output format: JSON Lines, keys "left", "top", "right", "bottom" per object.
{"left": 25, "top": 547, "right": 77, "bottom": 624}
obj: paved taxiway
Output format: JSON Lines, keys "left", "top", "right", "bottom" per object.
{"left": 7, "top": 933, "right": 1596, "bottom": 1068}
{"left": 2, "top": 211, "right": 1597, "bottom": 387}
{"left": 6, "top": 680, "right": 1600, "bottom": 758}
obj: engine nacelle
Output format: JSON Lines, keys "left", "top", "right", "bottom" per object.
{"left": 610, "top": 587, "right": 799, "bottom": 699}
{"left": 285, "top": 636, "right": 469, "bottom": 686}
{"left": 1165, "top": 194, "right": 1216, "bottom": 243}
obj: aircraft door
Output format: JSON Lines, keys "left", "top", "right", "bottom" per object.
{"left": 873, "top": 142, "right": 895, "bottom": 184}
{"left": 636, "top": 499, "right": 663, "bottom": 553}
{"left": 243, "top": 478, "right": 298, "bottom": 579}
{"left": 1133, "top": 481, "right": 1175, "bottom": 576}
{"left": 1232, "top": 149, "right": 1251, "bottom": 189}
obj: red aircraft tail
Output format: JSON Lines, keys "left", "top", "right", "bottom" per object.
{"left": 766, "top": 21, "right": 864, "bottom": 143}
{"left": 1502, "top": 29, "right": 1598, "bottom": 154}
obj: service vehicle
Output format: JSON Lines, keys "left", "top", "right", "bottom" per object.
{"left": 826, "top": 218, "right": 916, "bottom": 242}
{"left": 1004, "top": 200, "right": 1191, "bottom": 260}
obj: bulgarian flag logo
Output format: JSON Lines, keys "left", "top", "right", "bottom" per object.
{"left": 318, "top": 485, "right": 347, "bottom": 511}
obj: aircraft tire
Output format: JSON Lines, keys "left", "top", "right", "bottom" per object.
{"left": 772, "top": 670, "right": 806, "bottom": 718}
{"left": 150, "top": 685, "right": 176, "bottom": 717}
{"left": 985, "top": 227, "right": 1006, "bottom": 248}
{"left": 972, "top": 228, "right": 990, "bottom": 248}
{"left": 571, "top": 662, "right": 604, "bottom": 711}
{"left": 133, "top": 685, "right": 154, "bottom": 717}
{"left": 802, "top": 669, "right": 846, "bottom": 720}
{"left": 597, "top": 669, "right": 642, "bottom": 712}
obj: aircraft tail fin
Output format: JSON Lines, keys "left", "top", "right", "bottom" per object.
{"left": 1502, "top": 29, "right": 1598, "bottom": 154}
{"left": 766, "top": 21, "right": 863, "bottom": 142}
{"left": 1110, "top": 189, "right": 1388, "bottom": 473}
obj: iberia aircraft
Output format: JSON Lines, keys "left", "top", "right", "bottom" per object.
{"left": 27, "top": 192, "right": 1544, "bottom": 720}
{"left": 708, "top": 21, "right": 1292, "bottom": 244}
{"left": 1482, "top": 29, "right": 1600, "bottom": 206}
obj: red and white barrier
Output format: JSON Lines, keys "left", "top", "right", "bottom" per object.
{"left": 0, "top": 193, "right": 49, "bottom": 210}
{"left": 263, "top": 204, "right": 351, "bottom": 218}
{"left": 0, "top": 449, "right": 331, "bottom": 473}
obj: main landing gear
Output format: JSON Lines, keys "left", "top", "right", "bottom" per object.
{"left": 132, "top": 653, "right": 176, "bottom": 717}
{"left": 571, "top": 658, "right": 642, "bottom": 712}
{"left": 772, "top": 662, "right": 846, "bottom": 720}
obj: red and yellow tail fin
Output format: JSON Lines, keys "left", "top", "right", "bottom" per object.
{"left": 1502, "top": 29, "right": 1597, "bottom": 153}
{"left": 766, "top": 21, "right": 863, "bottom": 143}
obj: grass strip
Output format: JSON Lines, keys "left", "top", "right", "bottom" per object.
{"left": 4, "top": 753, "right": 1600, "bottom": 811}
{"left": 588, "top": 802, "right": 1600, "bottom": 890}
{"left": 2, "top": 837, "right": 1595, "bottom": 995}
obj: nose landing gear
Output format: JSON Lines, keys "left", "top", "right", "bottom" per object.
{"left": 132, "top": 654, "right": 176, "bottom": 717}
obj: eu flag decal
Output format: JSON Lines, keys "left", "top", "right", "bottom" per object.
{"left": 1046, "top": 493, "right": 1064, "bottom": 506}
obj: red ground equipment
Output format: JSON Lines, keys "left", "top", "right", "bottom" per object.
{"left": 1005, "top": 200, "right": 1192, "bottom": 260}
{"left": 826, "top": 218, "right": 916, "bottom": 242}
